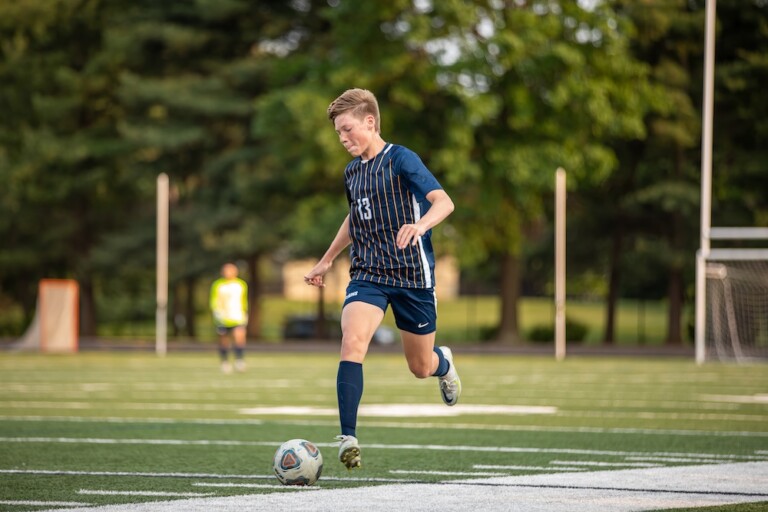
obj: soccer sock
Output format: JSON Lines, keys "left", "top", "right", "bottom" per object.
{"left": 234, "top": 347, "right": 244, "bottom": 360}
{"left": 432, "top": 346, "right": 449, "bottom": 377}
{"left": 337, "top": 360, "right": 363, "bottom": 437}
{"left": 218, "top": 347, "right": 229, "bottom": 361}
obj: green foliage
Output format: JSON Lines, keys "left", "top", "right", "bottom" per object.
{"left": 0, "top": 0, "right": 766, "bottom": 342}
{"left": 526, "top": 317, "right": 589, "bottom": 344}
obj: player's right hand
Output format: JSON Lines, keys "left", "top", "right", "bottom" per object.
{"left": 304, "top": 261, "right": 330, "bottom": 287}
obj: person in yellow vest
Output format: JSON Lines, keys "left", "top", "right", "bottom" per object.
{"left": 209, "top": 263, "right": 248, "bottom": 373}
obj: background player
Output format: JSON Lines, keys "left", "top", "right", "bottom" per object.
{"left": 304, "top": 88, "right": 461, "bottom": 469}
{"left": 209, "top": 262, "right": 248, "bottom": 373}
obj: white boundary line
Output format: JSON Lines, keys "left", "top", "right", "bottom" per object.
{"left": 3, "top": 415, "right": 768, "bottom": 437}
{"left": 35, "top": 462, "right": 768, "bottom": 512}
{"left": 1, "top": 437, "right": 766, "bottom": 461}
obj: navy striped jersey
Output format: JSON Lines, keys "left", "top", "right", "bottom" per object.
{"left": 344, "top": 143, "right": 442, "bottom": 289}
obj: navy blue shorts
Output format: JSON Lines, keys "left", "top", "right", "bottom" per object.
{"left": 343, "top": 280, "right": 437, "bottom": 335}
{"left": 215, "top": 324, "right": 245, "bottom": 336}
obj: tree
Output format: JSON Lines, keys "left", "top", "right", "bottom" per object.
{"left": 0, "top": 0, "right": 142, "bottom": 335}
{"left": 419, "top": 1, "right": 654, "bottom": 343}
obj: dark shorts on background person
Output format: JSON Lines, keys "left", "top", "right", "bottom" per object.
{"left": 343, "top": 279, "right": 437, "bottom": 335}
{"left": 215, "top": 324, "right": 245, "bottom": 336}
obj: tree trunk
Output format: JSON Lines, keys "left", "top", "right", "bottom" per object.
{"left": 184, "top": 276, "right": 196, "bottom": 338}
{"left": 79, "top": 278, "right": 97, "bottom": 337}
{"left": 497, "top": 251, "right": 521, "bottom": 344}
{"left": 246, "top": 254, "right": 262, "bottom": 340}
{"left": 604, "top": 230, "right": 623, "bottom": 344}
{"left": 666, "top": 211, "right": 684, "bottom": 345}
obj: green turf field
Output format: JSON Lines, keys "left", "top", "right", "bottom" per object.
{"left": 0, "top": 351, "right": 766, "bottom": 511}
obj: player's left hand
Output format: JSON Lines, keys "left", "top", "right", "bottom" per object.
{"left": 396, "top": 223, "right": 425, "bottom": 249}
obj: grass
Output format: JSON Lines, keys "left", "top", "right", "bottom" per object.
{"left": 0, "top": 351, "right": 766, "bottom": 511}
{"left": 97, "top": 295, "right": 673, "bottom": 346}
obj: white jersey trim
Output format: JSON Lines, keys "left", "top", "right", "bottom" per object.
{"left": 412, "top": 194, "right": 433, "bottom": 288}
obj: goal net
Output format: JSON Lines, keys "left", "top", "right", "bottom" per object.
{"left": 13, "top": 279, "right": 79, "bottom": 353}
{"left": 699, "top": 252, "right": 768, "bottom": 362}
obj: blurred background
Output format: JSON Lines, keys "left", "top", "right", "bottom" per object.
{"left": 0, "top": 0, "right": 766, "bottom": 348}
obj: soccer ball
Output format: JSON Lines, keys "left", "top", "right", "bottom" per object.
{"left": 272, "top": 439, "right": 324, "bottom": 486}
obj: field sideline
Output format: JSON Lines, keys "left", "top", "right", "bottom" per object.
{"left": 0, "top": 351, "right": 766, "bottom": 511}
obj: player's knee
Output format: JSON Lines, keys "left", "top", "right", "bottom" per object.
{"left": 408, "top": 360, "right": 432, "bottom": 379}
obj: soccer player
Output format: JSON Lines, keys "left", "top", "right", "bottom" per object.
{"left": 304, "top": 88, "right": 461, "bottom": 469}
{"left": 209, "top": 262, "right": 248, "bottom": 373}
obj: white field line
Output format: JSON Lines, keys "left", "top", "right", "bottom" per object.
{"left": 239, "top": 404, "right": 557, "bottom": 416}
{"left": 472, "top": 465, "right": 585, "bottom": 472}
{"left": 390, "top": 470, "right": 511, "bottom": 477}
{"left": 37, "top": 462, "right": 768, "bottom": 512}
{"left": 6, "top": 401, "right": 768, "bottom": 421}
{"left": 0, "top": 501, "right": 91, "bottom": 507}
{"left": 2, "top": 437, "right": 767, "bottom": 462}
{"left": 626, "top": 456, "right": 730, "bottom": 464}
{"left": 3, "top": 415, "right": 768, "bottom": 438}
{"left": 549, "top": 460, "right": 663, "bottom": 468}
{"left": 192, "top": 482, "right": 319, "bottom": 490}
{"left": 78, "top": 490, "right": 213, "bottom": 497}
{"left": 0, "top": 469, "right": 413, "bottom": 484}
{"left": 558, "top": 410, "right": 768, "bottom": 422}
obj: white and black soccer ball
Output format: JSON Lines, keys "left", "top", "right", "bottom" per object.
{"left": 272, "top": 438, "right": 324, "bottom": 486}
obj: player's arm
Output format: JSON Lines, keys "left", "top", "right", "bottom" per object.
{"left": 304, "top": 214, "right": 352, "bottom": 288}
{"left": 209, "top": 282, "right": 223, "bottom": 323}
{"left": 396, "top": 189, "right": 454, "bottom": 249}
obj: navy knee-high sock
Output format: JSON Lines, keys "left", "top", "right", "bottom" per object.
{"left": 432, "top": 346, "right": 449, "bottom": 377}
{"left": 337, "top": 361, "right": 363, "bottom": 437}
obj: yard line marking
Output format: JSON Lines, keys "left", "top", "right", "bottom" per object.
{"left": 391, "top": 470, "right": 510, "bottom": 477}
{"left": 1, "top": 469, "right": 274, "bottom": 480}
{"left": 2, "top": 437, "right": 766, "bottom": 462}
{"left": 625, "top": 456, "right": 728, "bottom": 464}
{"left": 2, "top": 401, "right": 239, "bottom": 411}
{"left": 0, "top": 501, "right": 91, "bottom": 507}
{"left": 79, "top": 490, "right": 213, "bottom": 497}
{"left": 699, "top": 394, "right": 768, "bottom": 404}
{"left": 3, "top": 415, "right": 767, "bottom": 438}
{"left": 0, "top": 469, "right": 415, "bottom": 484}
{"left": 238, "top": 404, "right": 557, "bottom": 417}
{"left": 473, "top": 465, "right": 585, "bottom": 472}
{"left": 0, "top": 437, "right": 279, "bottom": 447}
{"left": 559, "top": 410, "right": 768, "bottom": 422}
{"left": 0, "top": 415, "right": 265, "bottom": 425}
{"left": 192, "top": 482, "right": 319, "bottom": 490}
{"left": 549, "top": 460, "right": 663, "bottom": 468}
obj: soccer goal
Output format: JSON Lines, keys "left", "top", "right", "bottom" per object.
{"left": 695, "top": 232, "right": 768, "bottom": 363}
{"left": 694, "top": 4, "right": 767, "bottom": 363}
{"left": 13, "top": 279, "right": 79, "bottom": 353}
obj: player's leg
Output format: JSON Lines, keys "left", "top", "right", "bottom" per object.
{"left": 232, "top": 325, "right": 246, "bottom": 372}
{"left": 217, "top": 326, "right": 232, "bottom": 373}
{"left": 336, "top": 283, "right": 387, "bottom": 469}
{"left": 392, "top": 288, "right": 462, "bottom": 405}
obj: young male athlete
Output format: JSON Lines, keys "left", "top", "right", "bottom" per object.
{"left": 304, "top": 88, "right": 461, "bottom": 469}
{"left": 209, "top": 263, "right": 249, "bottom": 373}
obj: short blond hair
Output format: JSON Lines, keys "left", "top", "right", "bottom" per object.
{"left": 327, "top": 88, "right": 381, "bottom": 133}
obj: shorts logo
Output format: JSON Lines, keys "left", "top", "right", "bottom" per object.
{"left": 418, "top": 322, "right": 429, "bottom": 328}
{"left": 345, "top": 291, "right": 359, "bottom": 300}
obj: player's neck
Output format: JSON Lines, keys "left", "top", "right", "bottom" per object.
{"left": 360, "top": 136, "right": 386, "bottom": 162}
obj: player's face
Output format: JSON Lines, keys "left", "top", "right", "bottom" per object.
{"left": 334, "top": 112, "right": 376, "bottom": 158}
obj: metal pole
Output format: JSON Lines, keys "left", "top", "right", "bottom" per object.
{"left": 555, "top": 168, "right": 566, "bottom": 361}
{"left": 695, "top": 0, "right": 716, "bottom": 364}
{"left": 156, "top": 173, "right": 169, "bottom": 357}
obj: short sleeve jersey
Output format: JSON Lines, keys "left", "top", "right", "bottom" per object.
{"left": 209, "top": 278, "right": 248, "bottom": 327}
{"left": 344, "top": 143, "right": 442, "bottom": 289}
